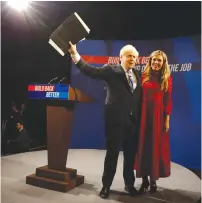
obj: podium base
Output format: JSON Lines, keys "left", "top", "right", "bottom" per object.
{"left": 26, "top": 165, "right": 84, "bottom": 192}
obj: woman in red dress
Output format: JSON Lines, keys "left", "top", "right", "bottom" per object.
{"left": 135, "top": 50, "right": 172, "bottom": 194}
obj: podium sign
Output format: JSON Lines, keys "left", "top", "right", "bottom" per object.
{"left": 28, "top": 84, "right": 69, "bottom": 100}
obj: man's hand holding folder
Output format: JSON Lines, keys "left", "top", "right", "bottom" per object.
{"left": 68, "top": 41, "right": 77, "bottom": 56}
{"left": 68, "top": 41, "right": 81, "bottom": 64}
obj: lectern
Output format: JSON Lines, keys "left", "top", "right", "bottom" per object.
{"left": 26, "top": 84, "right": 93, "bottom": 192}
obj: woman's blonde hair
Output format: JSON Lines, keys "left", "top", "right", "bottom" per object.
{"left": 142, "top": 50, "right": 171, "bottom": 91}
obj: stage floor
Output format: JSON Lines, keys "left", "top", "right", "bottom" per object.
{"left": 1, "top": 149, "right": 201, "bottom": 203}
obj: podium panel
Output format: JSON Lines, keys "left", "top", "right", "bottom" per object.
{"left": 47, "top": 106, "right": 74, "bottom": 170}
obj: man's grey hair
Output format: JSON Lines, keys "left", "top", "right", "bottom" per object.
{"left": 120, "top": 45, "right": 139, "bottom": 57}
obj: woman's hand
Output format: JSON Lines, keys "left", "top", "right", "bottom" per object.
{"left": 164, "top": 118, "right": 170, "bottom": 132}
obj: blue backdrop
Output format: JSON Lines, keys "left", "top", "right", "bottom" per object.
{"left": 68, "top": 35, "right": 201, "bottom": 170}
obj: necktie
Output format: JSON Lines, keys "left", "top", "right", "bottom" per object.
{"left": 127, "top": 70, "right": 136, "bottom": 93}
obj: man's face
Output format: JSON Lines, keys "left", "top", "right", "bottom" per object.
{"left": 16, "top": 123, "right": 22, "bottom": 130}
{"left": 21, "top": 104, "right": 25, "bottom": 110}
{"left": 120, "top": 50, "right": 137, "bottom": 70}
{"left": 151, "top": 54, "right": 164, "bottom": 71}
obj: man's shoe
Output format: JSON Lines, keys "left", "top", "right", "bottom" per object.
{"left": 124, "top": 186, "right": 139, "bottom": 196}
{"left": 99, "top": 186, "right": 110, "bottom": 199}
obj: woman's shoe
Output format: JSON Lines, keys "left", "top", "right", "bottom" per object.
{"left": 150, "top": 181, "right": 157, "bottom": 193}
{"left": 139, "top": 179, "right": 150, "bottom": 194}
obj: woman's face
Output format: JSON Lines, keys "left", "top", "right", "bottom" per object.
{"left": 151, "top": 54, "right": 164, "bottom": 71}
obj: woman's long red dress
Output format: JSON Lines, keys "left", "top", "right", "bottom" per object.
{"left": 135, "top": 70, "right": 172, "bottom": 180}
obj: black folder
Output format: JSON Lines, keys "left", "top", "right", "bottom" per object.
{"left": 49, "top": 12, "right": 90, "bottom": 56}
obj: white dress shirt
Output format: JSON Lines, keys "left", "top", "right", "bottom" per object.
{"left": 121, "top": 65, "right": 137, "bottom": 91}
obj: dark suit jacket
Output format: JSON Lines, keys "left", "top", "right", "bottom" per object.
{"left": 11, "top": 128, "right": 31, "bottom": 149}
{"left": 76, "top": 59, "right": 142, "bottom": 126}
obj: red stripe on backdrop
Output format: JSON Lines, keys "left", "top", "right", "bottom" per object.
{"left": 81, "top": 55, "right": 110, "bottom": 64}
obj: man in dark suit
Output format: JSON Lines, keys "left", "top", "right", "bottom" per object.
{"left": 68, "top": 42, "right": 142, "bottom": 199}
{"left": 7, "top": 120, "right": 32, "bottom": 153}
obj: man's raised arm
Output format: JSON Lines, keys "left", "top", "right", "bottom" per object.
{"left": 68, "top": 41, "right": 112, "bottom": 80}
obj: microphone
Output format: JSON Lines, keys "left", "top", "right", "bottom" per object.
{"left": 48, "top": 76, "right": 59, "bottom": 84}
{"left": 59, "top": 77, "right": 67, "bottom": 84}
